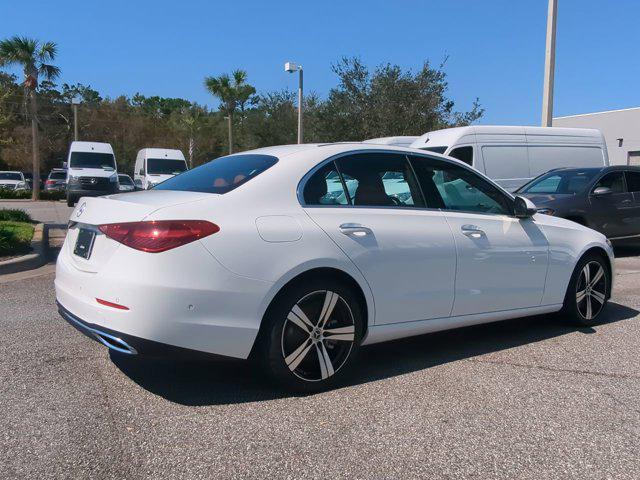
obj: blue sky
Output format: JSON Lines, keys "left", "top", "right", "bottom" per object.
{"left": 2, "top": 0, "right": 639, "bottom": 125}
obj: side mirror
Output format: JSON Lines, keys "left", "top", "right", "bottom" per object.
{"left": 592, "top": 186, "right": 612, "bottom": 196}
{"left": 514, "top": 195, "right": 537, "bottom": 218}
{"left": 62, "top": 161, "right": 68, "bottom": 169}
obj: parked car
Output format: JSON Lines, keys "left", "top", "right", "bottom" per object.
{"left": 117, "top": 174, "right": 135, "bottom": 192}
{"left": 0, "top": 171, "right": 28, "bottom": 191}
{"left": 517, "top": 165, "right": 640, "bottom": 240}
{"left": 410, "top": 126, "right": 609, "bottom": 191}
{"left": 65, "top": 141, "right": 119, "bottom": 207}
{"left": 56, "top": 144, "right": 614, "bottom": 392}
{"left": 134, "top": 148, "right": 187, "bottom": 190}
{"left": 45, "top": 168, "right": 67, "bottom": 192}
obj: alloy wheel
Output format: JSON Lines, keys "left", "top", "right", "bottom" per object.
{"left": 281, "top": 290, "right": 356, "bottom": 382}
{"left": 576, "top": 261, "right": 607, "bottom": 320}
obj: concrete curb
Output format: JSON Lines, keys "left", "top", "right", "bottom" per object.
{"left": 0, "top": 223, "right": 48, "bottom": 275}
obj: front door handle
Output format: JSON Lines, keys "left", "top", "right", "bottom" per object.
{"left": 461, "top": 224, "right": 485, "bottom": 238}
{"left": 339, "top": 223, "right": 373, "bottom": 236}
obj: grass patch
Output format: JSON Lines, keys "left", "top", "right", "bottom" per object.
{"left": 0, "top": 221, "right": 35, "bottom": 256}
{"left": 0, "top": 208, "right": 32, "bottom": 223}
{"left": 0, "top": 189, "right": 65, "bottom": 200}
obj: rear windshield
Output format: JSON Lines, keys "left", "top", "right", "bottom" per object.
{"left": 69, "top": 152, "right": 116, "bottom": 170}
{"left": 147, "top": 158, "right": 188, "bottom": 175}
{"left": 0, "top": 172, "right": 22, "bottom": 180}
{"left": 519, "top": 169, "right": 601, "bottom": 194}
{"left": 118, "top": 175, "right": 133, "bottom": 185}
{"left": 49, "top": 171, "right": 66, "bottom": 180}
{"left": 154, "top": 154, "right": 278, "bottom": 194}
{"left": 422, "top": 146, "right": 448, "bottom": 154}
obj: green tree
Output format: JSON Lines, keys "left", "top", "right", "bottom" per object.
{"left": 0, "top": 36, "right": 60, "bottom": 199}
{"left": 204, "top": 70, "right": 256, "bottom": 153}
{"left": 314, "top": 57, "right": 483, "bottom": 142}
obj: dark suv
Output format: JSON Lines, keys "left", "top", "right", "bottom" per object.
{"left": 517, "top": 166, "right": 640, "bottom": 240}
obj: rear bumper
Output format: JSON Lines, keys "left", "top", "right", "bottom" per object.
{"left": 55, "top": 235, "right": 273, "bottom": 359}
{"left": 57, "top": 302, "right": 235, "bottom": 359}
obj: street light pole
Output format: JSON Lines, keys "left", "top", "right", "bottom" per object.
{"left": 72, "top": 96, "right": 81, "bottom": 141}
{"left": 285, "top": 62, "right": 304, "bottom": 144}
{"left": 541, "top": 0, "right": 558, "bottom": 127}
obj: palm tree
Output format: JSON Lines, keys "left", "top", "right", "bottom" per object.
{"left": 0, "top": 36, "right": 60, "bottom": 200}
{"left": 204, "top": 70, "right": 255, "bottom": 154}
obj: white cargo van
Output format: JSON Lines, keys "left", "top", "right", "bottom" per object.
{"left": 134, "top": 148, "right": 187, "bottom": 190}
{"left": 410, "top": 126, "right": 609, "bottom": 191}
{"left": 363, "top": 136, "right": 420, "bottom": 147}
{"left": 65, "top": 141, "right": 118, "bottom": 207}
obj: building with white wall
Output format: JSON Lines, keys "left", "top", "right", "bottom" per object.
{"left": 553, "top": 107, "right": 640, "bottom": 166}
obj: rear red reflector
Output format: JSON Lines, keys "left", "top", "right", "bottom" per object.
{"left": 98, "top": 220, "right": 219, "bottom": 253}
{"left": 96, "top": 298, "right": 130, "bottom": 310}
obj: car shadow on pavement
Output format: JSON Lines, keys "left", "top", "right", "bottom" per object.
{"left": 110, "top": 301, "right": 638, "bottom": 406}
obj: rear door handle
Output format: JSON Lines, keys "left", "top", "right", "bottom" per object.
{"left": 461, "top": 224, "right": 485, "bottom": 238}
{"left": 339, "top": 223, "right": 373, "bottom": 236}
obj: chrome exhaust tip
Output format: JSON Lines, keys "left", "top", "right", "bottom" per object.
{"left": 91, "top": 330, "right": 138, "bottom": 355}
{"left": 58, "top": 303, "right": 138, "bottom": 355}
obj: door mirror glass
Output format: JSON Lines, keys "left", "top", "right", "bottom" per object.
{"left": 514, "top": 195, "right": 537, "bottom": 218}
{"left": 592, "top": 186, "right": 613, "bottom": 196}
{"left": 62, "top": 161, "right": 68, "bottom": 169}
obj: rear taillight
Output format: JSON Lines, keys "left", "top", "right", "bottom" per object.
{"left": 98, "top": 220, "right": 219, "bottom": 253}
{"left": 45, "top": 180, "right": 55, "bottom": 185}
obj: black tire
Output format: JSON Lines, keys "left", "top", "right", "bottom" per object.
{"left": 67, "top": 196, "right": 75, "bottom": 207}
{"left": 561, "top": 253, "right": 610, "bottom": 327}
{"left": 257, "top": 277, "right": 364, "bottom": 393}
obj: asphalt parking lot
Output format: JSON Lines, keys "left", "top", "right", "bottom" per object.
{"left": 1, "top": 203, "right": 640, "bottom": 479}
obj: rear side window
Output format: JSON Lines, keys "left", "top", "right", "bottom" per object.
{"left": 303, "top": 163, "right": 349, "bottom": 205}
{"left": 154, "top": 154, "right": 277, "bottom": 194}
{"left": 335, "top": 153, "right": 425, "bottom": 208}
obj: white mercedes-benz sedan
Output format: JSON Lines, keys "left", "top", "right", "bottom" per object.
{"left": 55, "top": 143, "right": 614, "bottom": 391}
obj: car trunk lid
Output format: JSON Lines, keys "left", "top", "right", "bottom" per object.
{"left": 66, "top": 190, "right": 214, "bottom": 272}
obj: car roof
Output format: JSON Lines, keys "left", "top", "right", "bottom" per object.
{"left": 549, "top": 165, "right": 640, "bottom": 173}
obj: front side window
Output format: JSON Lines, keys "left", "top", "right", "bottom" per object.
{"left": 593, "top": 172, "right": 626, "bottom": 194}
{"left": 146, "top": 158, "right": 188, "bottom": 175}
{"left": 154, "top": 154, "right": 277, "bottom": 194}
{"left": 410, "top": 156, "right": 512, "bottom": 215}
{"left": 449, "top": 146, "right": 473, "bottom": 166}
{"left": 334, "top": 153, "right": 424, "bottom": 208}
{"left": 625, "top": 171, "right": 640, "bottom": 192}
{"left": 69, "top": 152, "right": 116, "bottom": 170}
